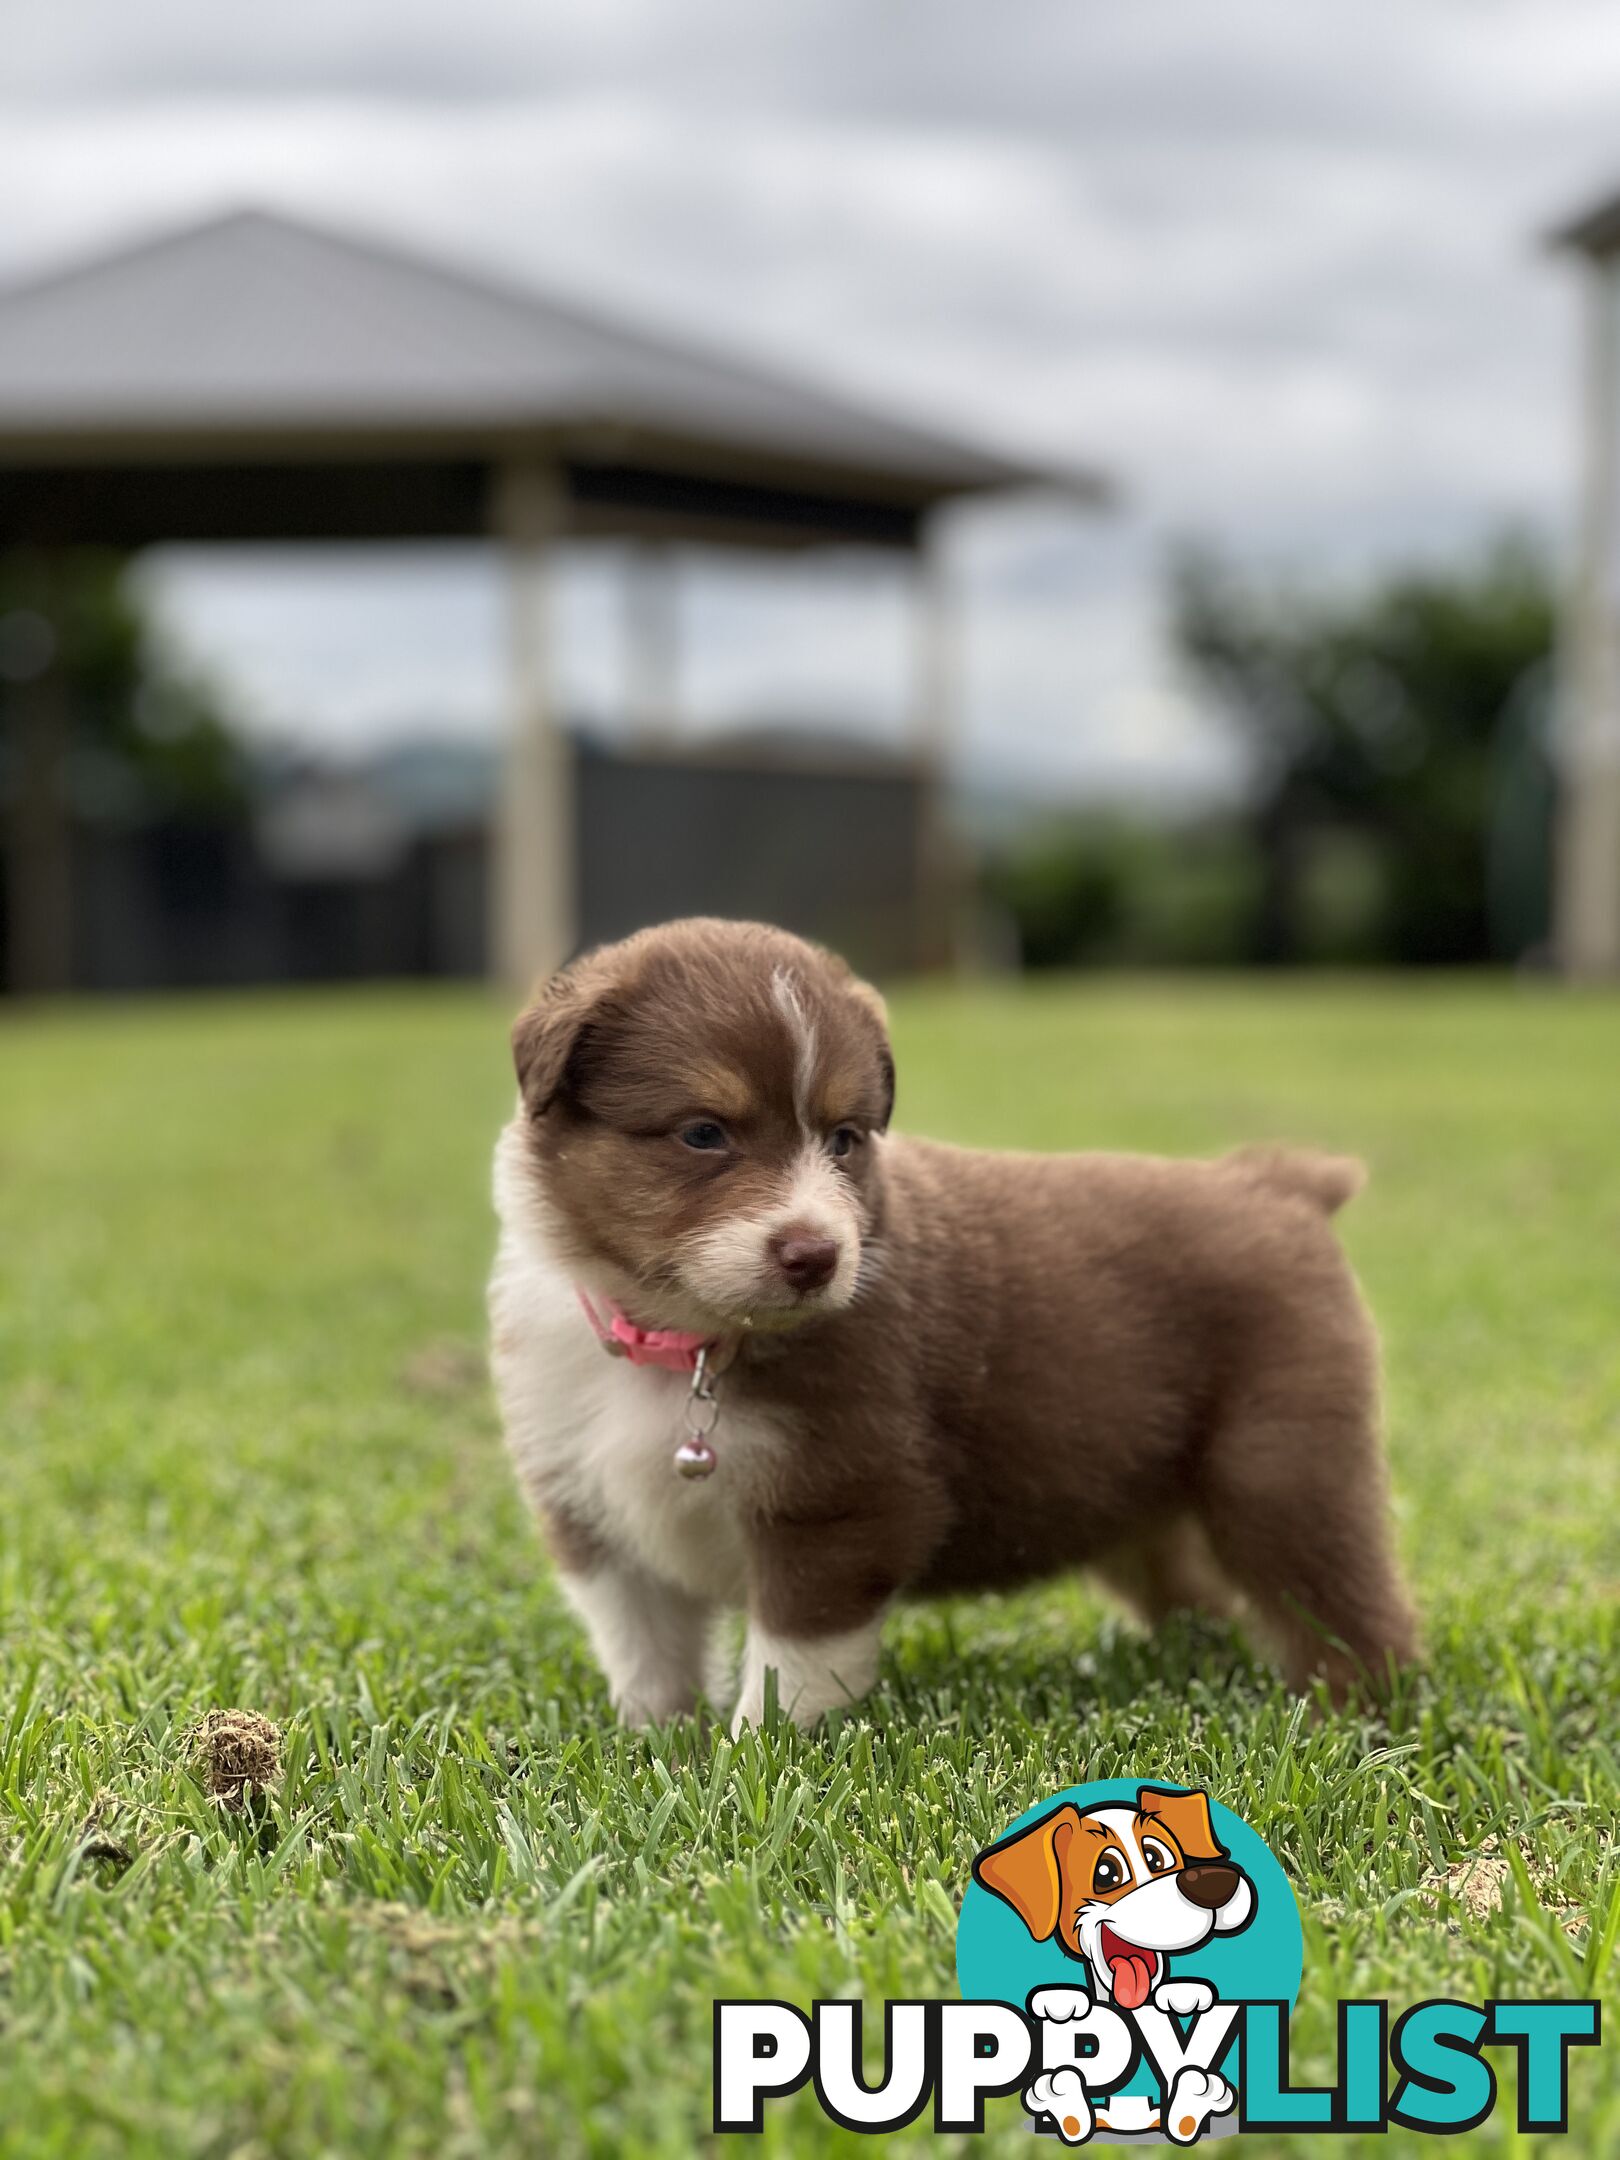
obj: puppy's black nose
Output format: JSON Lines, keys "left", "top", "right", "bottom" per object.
{"left": 1178, "top": 1863, "right": 1240, "bottom": 1910}
{"left": 769, "top": 1230, "right": 839, "bottom": 1293}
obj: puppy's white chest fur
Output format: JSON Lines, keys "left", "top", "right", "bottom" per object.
{"left": 490, "top": 1124, "right": 772, "bottom": 1606}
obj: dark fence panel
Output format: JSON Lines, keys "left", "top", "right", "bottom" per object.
{"left": 6, "top": 737, "right": 927, "bottom": 991}
{"left": 576, "top": 745, "right": 924, "bottom": 977}
{"left": 68, "top": 824, "right": 486, "bottom": 990}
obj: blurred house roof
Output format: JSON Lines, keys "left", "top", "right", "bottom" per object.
{"left": 1548, "top": 185, "right": 1620, "bottom": 258}
{"left": 0, "top": 208, "right": 1106, "bottom": 549}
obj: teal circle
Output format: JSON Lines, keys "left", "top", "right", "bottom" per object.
{"left": 956, "top": 1781, "right": 1303, "bottom": 2106}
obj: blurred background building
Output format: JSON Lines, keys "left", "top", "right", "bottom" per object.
{"left": 0, "top": 208, "right": 1100, "bottom": 992}
{"left": 3, "top": 8, "right": 1620, "bottom": 993}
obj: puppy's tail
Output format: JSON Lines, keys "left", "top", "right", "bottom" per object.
{"left": 1225, "top": 1144, "right": 1367, "bottom": 1215}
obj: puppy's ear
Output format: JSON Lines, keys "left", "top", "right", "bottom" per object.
{"left": 1136, "top": 1786, "right": 1227, "bottom": 1865}
{"left": 511, "top": 960, "right": 613, "bottom": 1116}
{"left": 846, "top": 975, "right": 896, "bottom": 1132}
{"left": 971, "top": 1804, "right": 1081, "bottom": 1943}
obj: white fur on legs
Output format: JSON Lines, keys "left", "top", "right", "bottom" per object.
{"left": 560, "top": 1562, "right": 712, "bottom": 1727}
{"left": 730, "top": 1616, "right": 883, "bottom": 1736}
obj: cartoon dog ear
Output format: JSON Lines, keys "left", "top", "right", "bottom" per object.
{"left": 1136, "top": 1786, "right": 1227, "bottom": 1865}
{"left": 971, "top": 1805, "right": 1082, "bottom": 1944}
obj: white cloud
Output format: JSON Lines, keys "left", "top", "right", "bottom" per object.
{"left": 7, "top": 1, "right": 1616, "bottom": 799}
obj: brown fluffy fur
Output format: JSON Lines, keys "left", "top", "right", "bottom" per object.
{"left": 498, "top": 917, "right": 1418, "bottom": 1709}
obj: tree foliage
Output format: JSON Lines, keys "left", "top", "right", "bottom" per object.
{"left": 1170, "top": 534, "right": 1557, "bottom": 963}
{"left": 0, "top": 549, "right": 244, "bottom": 817}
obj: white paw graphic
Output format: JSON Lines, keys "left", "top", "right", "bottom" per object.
{"left": 1163, "top": 2065, "right": 1235, "bottom": 2145}
{"left": 1152, "top": 1977, "right": 1216, "bottom": 2018}
{"left": 1028, "top": 1987, "right": 1091, "bottom": 2023}
{"left": 1024, "top": 2068, "right": 1092, "bottom": 2144}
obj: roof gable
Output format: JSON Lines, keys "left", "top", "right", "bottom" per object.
{"left": 0, "top": 206, "right": 1090, "bottom": 500}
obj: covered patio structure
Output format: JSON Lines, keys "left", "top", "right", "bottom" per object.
{"left": 0, "top": 207, "right": 1104, "bottom": 992}
{"left": 1550, "top": 186, "right": 1620, "bottom": 978}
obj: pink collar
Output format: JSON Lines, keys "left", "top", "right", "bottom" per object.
{"left": 575, "top": 1288, "right": 714, "bottom": 1373}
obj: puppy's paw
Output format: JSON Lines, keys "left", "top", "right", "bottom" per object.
{"left": 611, "top": 1679, "right": 700, "bottom": 1729}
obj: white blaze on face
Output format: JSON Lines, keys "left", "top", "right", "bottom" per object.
{"left": 676, "top": 969, "right": 862, "bottom": 1323}
{"left": 771, "top": 966, "right": 819, "bottom": 1126}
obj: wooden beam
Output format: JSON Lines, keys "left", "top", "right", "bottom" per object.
{"left": 1556, "top": 256, "right": 1620, "bottom": 978}
{"left": 490, "top": 459, "right": 575, "bottom": 990}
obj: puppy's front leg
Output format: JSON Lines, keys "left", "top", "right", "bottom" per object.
{"left": 731, "top": 1612, "right": 885, "bottom": 1735}
{"left": 731, "top": 1513, "right": 900, "bottom": 1734}
{"left": 557, "top": 1553, "right": 712, "bottom": 1728}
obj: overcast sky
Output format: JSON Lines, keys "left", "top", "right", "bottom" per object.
{"left": 5, "top": 1, "right": 1617, "bottom": 800}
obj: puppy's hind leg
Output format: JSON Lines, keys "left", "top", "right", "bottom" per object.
{"left": 1194, "top": 1397, "right": 1418, "bottom": 1704}
{"left": 1091, "top": 1516, "right": 1245, "bottom": 1631}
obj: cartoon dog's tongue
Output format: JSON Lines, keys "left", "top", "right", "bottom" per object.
{"left": 1100, "top": 1925, "right": 1159, "bottom": 2010}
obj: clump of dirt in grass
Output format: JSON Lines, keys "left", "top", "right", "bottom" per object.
{"left": 1420, "top": 1836, "right": 1586, "bottom": 1938}
{"left": 191, "top": 1708, "right": 281, "bottom": 1809}
{"left": 359, "top": 1903, "right": 543, "bottom": 2011}
{"left": 76, "top": 1787, "right": 134, "bottom": 1872}
{"left": 1442, "top": 1850, "right": 1511, "bottom": 1923}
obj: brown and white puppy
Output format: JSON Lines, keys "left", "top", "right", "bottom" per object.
{"left": 488, "top": 917, "right": 1417, "bottom": 1734}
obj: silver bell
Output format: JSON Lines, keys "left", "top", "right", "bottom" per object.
{"left": 674, "top": 1436, "right": 717, "bottom": 1479}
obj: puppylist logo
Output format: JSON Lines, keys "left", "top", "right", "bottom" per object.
{"left": 964, "top": 1782, "right": 1265, "bottom": 2142}
{"left": 714, "top": 1779, "right": 1602, "bottom": 2142}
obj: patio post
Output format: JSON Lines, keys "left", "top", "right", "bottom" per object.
{"left": 913, "top": 512, "right": 962, "bottom": 969}
{"left": 491, "top": 458, "right": 575, "bottom": 989}
{"left": 1557, "top": 253, "right": 1620, "bottom": 977}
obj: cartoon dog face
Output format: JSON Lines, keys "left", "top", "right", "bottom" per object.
{"left": 971, "top": 1786, "right": 1254, "bottom": 2009}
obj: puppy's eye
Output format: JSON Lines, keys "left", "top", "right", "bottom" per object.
{"left": 827, "top": 1125, "right": 861, "bottom": 1159}
{"left": 1141, "top": 1839, "right": 1176, "bottom": 1875}
{"left": 1092, "top": 1852, "right": 1125, "bottom": 1894}
{"left": 678, "top": 1121, "right": 729, "bottom": 1152}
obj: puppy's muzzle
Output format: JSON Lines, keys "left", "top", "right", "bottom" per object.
{"left": 768, "top": 1228, "right": 840, "bottom": 1295}
{"left": 1177, "top": 1863, "right": 1241, "bottom": 1910}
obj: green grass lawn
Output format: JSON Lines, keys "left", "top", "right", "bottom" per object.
{"left": 1, "top": 977, "right": 1616, "bottom": 2158}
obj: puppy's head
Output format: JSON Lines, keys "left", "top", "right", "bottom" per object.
{"left": 510, "top": 918, "right": 894, "bottom": 1334}
{"left": 971, "top": 1787, "right": 1253, "bottom": 2008}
